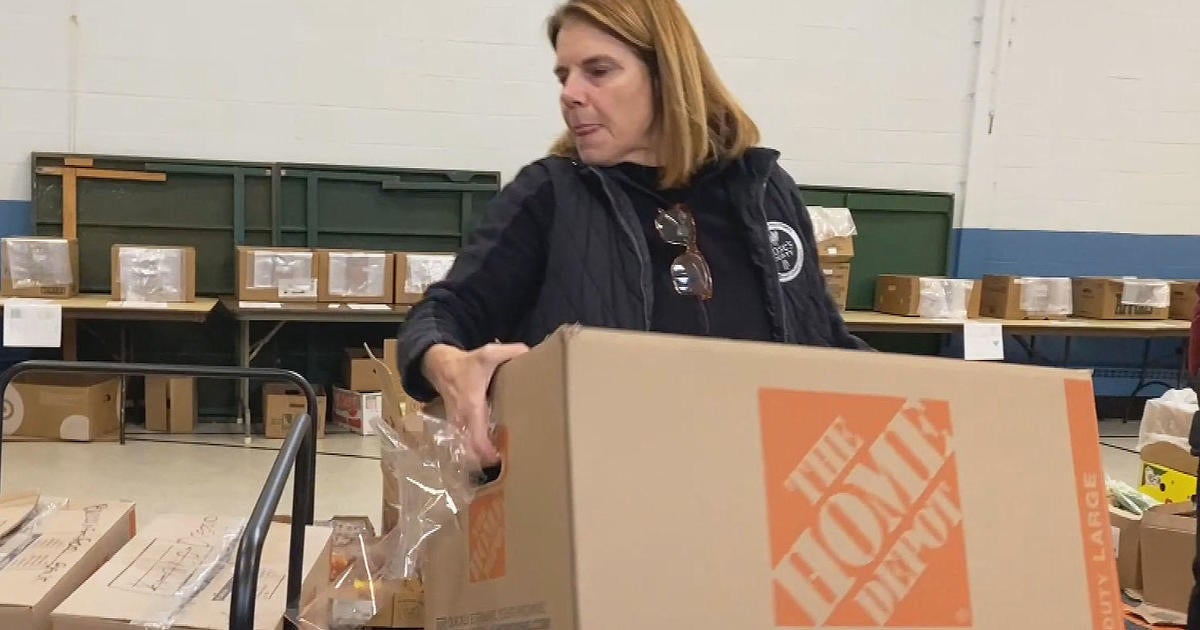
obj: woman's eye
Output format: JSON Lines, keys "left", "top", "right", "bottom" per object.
{"left": 588, "top": 67, "right": 611, "bottom": 79}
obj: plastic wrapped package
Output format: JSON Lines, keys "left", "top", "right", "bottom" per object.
{"left": 1137, "top": 388, "right": 1197, "bottom": 453}
{"left": 0, "top": 495, "right": 69, "bottom": 568}
{"left": 118, "top": 247, "right": 184, "bottom": 302}
{"left": 252, "top": 251, "right": 315, "bottom": 294}
{"left": 1121, "top": 278, "right": 1171, "bottom": 308}
{"left": 1106, "top": 476, "right": 1159, "bottom": 516}
{"left": 807, "top": 206, "right": 857, "bottom": 244}
{"left": 3, "top": 238, "right": 73, "bottom": 289}
{"left": 403, "top": 254, "right": 455, "bottom": 295}
{"left": 128, "top": 520, "right": 246, "bottom": 629}
{"left": 330, "top": 253, "right": 387, "bottom": 298}
{"left": 918, "top": 278, "right": 975, "bottom": 319}
{"left": 1016, "top": 277, "right": 1073, "bottom": 315}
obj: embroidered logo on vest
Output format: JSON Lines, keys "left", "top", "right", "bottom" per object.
{"left": 768, "top": 221, "right": 803, "bottom": 283}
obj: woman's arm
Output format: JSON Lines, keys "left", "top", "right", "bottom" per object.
{"left": 398, "top": 162, "right": 554, "bottom": 402}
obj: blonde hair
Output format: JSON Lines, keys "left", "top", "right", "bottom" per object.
{"left": 547, "top": 0, "right": 760, "bottom": 188}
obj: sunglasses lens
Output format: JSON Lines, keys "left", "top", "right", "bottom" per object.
{"left": 655, "top": 206, "right": 693, "bottom": 246}
{"left": 670, "top": 251, "right": 713, "bottom": 299}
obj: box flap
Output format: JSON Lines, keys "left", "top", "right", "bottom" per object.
{"left": 1142, "top": 502, "right": 1197, "bottom": 534}
{"left": 1142, "top": 441, "right": 1198, "bottom": 474}
{"left": 0, "top": 491, "right": 38, "bottom": 539}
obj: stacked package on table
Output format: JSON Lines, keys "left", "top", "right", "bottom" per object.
{"left": 1072, "top": 277, "right": 1170, "bottom": 320}
{"left": 980, "top": 274, "right": 1073, "bottom": 319}
{"left": 394, "top": 252, "right": 456, "bottom": 305}
{"left": 809, "top": 206, "right": 855, "bottom": 310}
{"left": 1169, "top": 280, "right": 1199, "bottom": 320}
{"left": 0, "top": 492, "right": 136, "bottom": 630}
{"left": 236, "top": 246, "right": 318, "bottom": 303}
{"left": 0, "top": 237, "right": 79, "bottom": 298}
{"left": 875, "top": 275, "right": 981, "bottom": 319}
{"left": 318, "top": 250, "right": 395, "bottom": 304}
{"left": 110, "top": 245, "right": 196, "bottom": 303}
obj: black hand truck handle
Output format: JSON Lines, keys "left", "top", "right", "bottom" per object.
{"left": 0, "top": 360, "right": 318, "bottom": 630}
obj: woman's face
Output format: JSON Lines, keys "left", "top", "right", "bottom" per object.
{"left": 554, "top": 18, "right": 657, "bottom": 166}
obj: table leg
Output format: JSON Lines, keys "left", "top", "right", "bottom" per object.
{"left": 240, "top": 320, "right": 252, "bottom": 445}
{"left": 119, "top": 323, "right": 127, "bottom": 446}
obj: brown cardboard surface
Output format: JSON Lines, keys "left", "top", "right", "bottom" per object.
{"left": 0, "top": 499, "right": 136, "bottom": 630}
{"left": 1139, "top": 503, "right": 1196, "bottom": 616}
{"left": 343, "top": 348, "right": 385, "bottom": 392}
{"left": 235, "top": 246, "right": 318, "bottom": 303}
{"left": 394, "top": 252, "right": 456, "bottom": 305}
{"left": 980, "top": 274, "right": 1070, "bottom": 320}
{"left": 51, "top": 516, "right": 331, "bottom": 630}
{"left": 1109, "top": 506, "right": 1142, "bottom": 592}
{"left": 317, "top": 250, "right": 395, "bottom": 304}
{"left": 144, "top": 377, "right": 196, "bottom": 434}
{"left": 1, "top": 238, "right": 79, "bottom": 298}
{"left": 331, "top": 387, "right": 382, "bottom": 436}
{"left": 263, "top": 384, "right": 327, "bottom": 439}
{"left": 820, "top": 262, "right": 851, "bottom": 311}
{"left": 0, "top": 492, "right": 38, "bottom": 539}
{"left": 1073, "top": 278, "right": 1170, "bottom": 320}
{"left": 423, "top": 327, "right": 1123, "bottom": 630}
{"left": 1169, "top": 281, "right": 1199, "bottom": 321}
{"left": 110, "top": 245, "right": 197, "bottom": 303}
{"left": 1142, "top": 441, "right": 1199, "bottom": 477}
{"left": 816, "top": 236, "right": 854, "bottom": 262}
{"left": 875, "top": 274, "right": 922, "bottom": 316}
{"left": 2, "top": 375, "right": 120, "bottom": 442}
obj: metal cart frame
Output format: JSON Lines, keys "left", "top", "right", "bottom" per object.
{"left": 0, "top": 360, "right": 319, "bottom": 630}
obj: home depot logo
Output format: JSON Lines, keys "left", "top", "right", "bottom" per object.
{"left": 468, "top": 427, "right": 507, "bottom": 583}
{"left": 759, "top": 391, "right": 971, "bottom": 627}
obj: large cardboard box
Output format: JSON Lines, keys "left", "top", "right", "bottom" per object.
{"left": 1109, "top": 506, "right": 1142, "bottom": 592}
{"left": 1072, "top": 277, "right": 1170, "bottom": 320}
{"left": 0, "top": 495, "right": 136, "bottom": 630}
{"left": 235, "top": 246, "right": 318, "bottom": 303}
{"left": 1170, "top": 281, "right": 1199, "bottom": 321}
{"left": 144, "top": 376, "right": 196, "bottom": 433}
{"left": 317, "top": 250, "right": 395, "bottom": 304}
{"left": 1139, "top": 503, "right": 1196, "bottom": 617}
{"left": 344, "top": 348, "right": 385, "bottom": 392}
{"left": 422, "top": 327, "right": 1123, "bottom": 629}
{"left": 980, "top": 275, "right": 1072, "bottom": 320}
{"left": 876, "top": 275, "right": 980, "bottom": 319}
{"left": 394, "top": 252, "right": 456, "bottom": 305}
{"left": 2, "top": 375, "right": 120, "bottom": 442}
{"left": 110, "top": 245, "right": 196, "bottom": 303}
{"left": 1140, "top": 441, "right": 1197, "bottom": 504}
{"left": 263, "top": 383, "right": 327, "bottom": 439}
{"left": 820, "top": 262, "right": 850, "bottom": 311}
{"left": 1, "top": 238, "right": 79, "bottom": 298}
{"left": 52, "top": 516, "right": 332, "bottom": 630}
{"left": 816, "top": 236, "right": 854, "bottom": 263}
{"left": 331, "top": 387, "right": 382, "bottom": 436}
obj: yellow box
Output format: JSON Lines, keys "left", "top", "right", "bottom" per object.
{"left": 1141, "top": 461, "right": 1197, "bottom": 504}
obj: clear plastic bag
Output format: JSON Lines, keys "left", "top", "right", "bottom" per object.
{"left": 918, "top": 278, "right": 975, "bottom": 319}
{"left": 329, "top": 252, "right": 387, "bottom": 298}
{"left": 808, "top": 206, "right": 857, "bottom": 244}
{"left": 1120, "top": 278, "right": 1171, "bottom": 308}
{"left": 1106, "top": 476, "right": 1158, "bottom": 516}
{"left": 0, "top": 495, "right": 69, "bottom": 569}
{"left": 118, "top": 247, "right": 184, "bottom": 302}
{"left": 404, "top": 254, "right": 455, "bottom": 295}
{"left": 3, "top": 238, "right": 73, "bottom": 289}
{"left": 128, "top": 519, "right": 246, "bottom": 629}
{"left": 252, "top": 251, "right": 314, "bottom": 292}
{"left": 1016, "top": 277, "right": 1073, "bottom": 315}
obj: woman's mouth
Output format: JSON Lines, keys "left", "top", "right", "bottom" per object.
{"left": 573, "top": 124, "right": 601, "bottom": 137}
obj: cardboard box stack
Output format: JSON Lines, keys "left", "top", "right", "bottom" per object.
{"left": 875, "top": 275, "right": 981, "bottom": 319}
{"left": 236, "top": 246, "right": 319, "bottom": 303}
{"left": 263, "top": 383, "right": 328, "bottom": 439}
{"left": 110, "top": 245, "right": 197, "bottom": 303}
{"left": 0, "top": 492, "right": 137, "bottom": 630}
{"left": 810, "top": 206, "right": 855, "bottom": 311}
{"left": 1072, "top": 277, "right": 1171, "bottom": 320}
{"left": 980, "top": 274, "right": 1073, "bottom": 320}
{"left": 144, "top": 376, "right": 197, "bottom": 434}
{"left": 385, "top": 326, "right": 1127, "bottom": 629}
{"left": 2, "top": 375, "right": 120, "bottom": 442}
{"left": 394, "top": 252, "right": 455, "bottom": 305}
{"left": 0, "top": 237, "right": 79, "bottom": 298}
{"left": 1169, "top": 280, "right": 1199, "bottom": 321}
{"left": 51, "top": 515, "right": 332, "bottom": 630}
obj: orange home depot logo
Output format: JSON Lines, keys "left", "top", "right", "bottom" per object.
{"left": 759, "top": 391, "right": 971, "bottom": 627}
{"left": 468, "top": 427, "right": 507, "bottom": 583}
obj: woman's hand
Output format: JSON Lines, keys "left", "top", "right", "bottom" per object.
{"left": 421, "top": 342, "right": 529, "bottom": 466}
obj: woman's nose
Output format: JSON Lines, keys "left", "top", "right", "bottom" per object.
{"left": 560, "top": 74, "right": 586, "bottom": 108}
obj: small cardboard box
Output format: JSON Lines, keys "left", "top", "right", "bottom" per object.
{"left": 816, "top": 236, "right": 854, "bottom": 263}
{"left": 1072, "top": 277, "right": 1170, "bottom": 320}
{"left": 394, "top": 252, "right": 456, "bottom": 305}
{"left": 876, "top": 275, "right": 981, "bottom": 319}
{"left": 422, "top": 326, "right": 1123, "bottom": 629}
{"left": 1169, "top": 281, "right": 1199, "bottom": 321}
{"left": 0, "top": 238, "right": 79, "bottom": 299}
{"left": 263, "top": 383, "right": 327, "bottom": 439}
{"left": 344, "top": 348, "right": 385, "bottom": 392}
{"left": 144, "top": 376, "right": 196, "bottom": 434}
{"left": 876, "top": 274, "right": 922, "bottom": 316}
{"left": 110, "top": 245, "right": 196, "bottom": 303}
{"left": 331, "top": 387, "right": 382, "bottom": 436}
{"left": 1140, "top": 441, "right": 1197, "bottom": 504}
{"left": 820, "top": 262, "right": 850, "bottom": 311}
{"left": 1139, "top": 503, "right": 1196, "bottom": 617}
{"left": 980, "top": 275, "right": 1072, "bottom": 320}
{"left": 1109, "top": 506, "right": 1142, "bottom": 592}
{"left": 317, "top": 250, "right": 395, "bottom": 304}
{"left": 2, "top": 375, "right": 120, "bottom": 442}
{"left": 0, "top": 495, "right": 136, "bottom": 630}
{"left": 236, "top": 246, "right": 318, "bottom": 303}
{"left": 51, "top": 516, "right": 332, "bottom": 630}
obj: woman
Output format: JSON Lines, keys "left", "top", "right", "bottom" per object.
{"left": 399, "top": 0, "right": 865, "bottom": 464}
